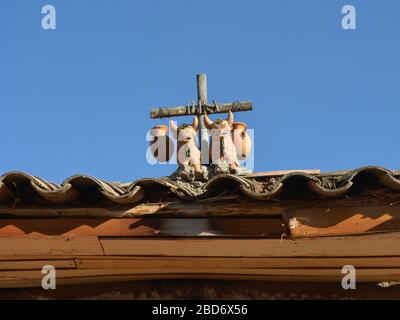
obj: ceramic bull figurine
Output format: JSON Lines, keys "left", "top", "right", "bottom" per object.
{"left": 203, "top": 111, "right": 241, "bottom": 174}
{"left": 170, "top": 116, "right": 203, "bottom": 179}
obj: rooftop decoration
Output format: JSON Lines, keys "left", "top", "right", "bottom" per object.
{"left": 149, "top": 74, "right": 253, "bottom": 182}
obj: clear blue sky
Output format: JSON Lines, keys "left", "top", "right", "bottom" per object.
{"left": 1, "top": 0, "right": 399, "bottom": 182}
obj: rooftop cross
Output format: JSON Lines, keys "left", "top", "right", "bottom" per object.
{"left": 149, "top": 73, "right": 253, "bottom": 151}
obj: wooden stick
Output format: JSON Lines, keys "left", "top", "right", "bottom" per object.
{"left": 197, "top": 73, "right": 207, "bottom": 112}
{"left": 197, "top": 73, "right": 207, "bottom": 154}
{"left": 150, "top": 101, "right": 253, "bottom": 119}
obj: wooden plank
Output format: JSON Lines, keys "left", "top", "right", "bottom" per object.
{"left": 0, "top": 255, "right": 77, "bottom": 261}
{"left": 100, "top": 233, "right": 400, "bottom": 257}
{"left": 0, "top": 273, "right": 383, "bottom": 288}
{"left": 2, "top": 256, "right": 400, "bottom": 269}
{"left": 287, "top": 205, "right": 400, "bottom": 237}
{"left": 0, "top": 201, "right": 285, "bottom": 218}
{"left": 75, "top": 256, "right": 400, "bottom": 270}
{"left": 0, "top": 255, "right": 400, "bottom": 268}
{"left": 1, "top": 268, "right": 400, "bottom": 288}
{"left": 0, "top": 260, "right": 76, "bottom": 270}
{"left": 0, "top": 218, "right": 285, "bottom": 237}
{"left": 0, "top": 236, "right": 103, "bottom": 256}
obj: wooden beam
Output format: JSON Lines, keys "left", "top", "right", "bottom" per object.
{"left": 74, "top": 256, "right": 400, "bottom": 270}
{"left": 0, "top": 235, "right": 103, "bottom": 256}
{"left": 0, "top": 260, "right": 76, "bottom": 271}
{"left": 150, "top": 101, "right": 253, "bottom": 119}
{"left": 0, "top": 201, "right": 285, "bottom": 218}
{"left": 2, "top": 267, "right": 400, "bottom": 288}
{"left": 4, "top": 255, "right": 400, "bottom": 269}
{"left": 100, "top": 232, "right": 400, "bottom": 257}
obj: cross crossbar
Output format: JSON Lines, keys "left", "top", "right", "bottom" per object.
{"left": 150, "top": 100, "right": 253, "bottom": 119}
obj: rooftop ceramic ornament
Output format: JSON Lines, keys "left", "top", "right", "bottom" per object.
{"left": 149, "top": 125, "right": 173, "bottom": 163}
{"left": 232, "top": 122, "right": 252, "bottom": 160}
{"left": 204, "top": 111, "right": 241, "bottom": 174}
{"left": 149, "top": 74, "right": 253, "bottom": 181}
{"left": 170, "top": 117, "right": 206, "bottom": 180}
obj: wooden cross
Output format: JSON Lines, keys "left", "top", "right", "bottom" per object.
{"left": 149, "top": 73, "right": 253, "bottom": 151}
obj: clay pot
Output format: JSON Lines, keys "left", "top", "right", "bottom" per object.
{"left": 149, "top": 125, "right": 173, "bottom": 162}
{"left": 232, "top": 122, "right": 252, "bottom": 160}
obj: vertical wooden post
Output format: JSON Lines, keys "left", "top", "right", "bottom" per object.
{"left": 195, "top": 74, "right": 212, "bottom": 233}
{"left": 197, "top": 74, "right": 209, "bottom": 164}
{"left": 197, "top": 74, "right": 207, "bottom": 107}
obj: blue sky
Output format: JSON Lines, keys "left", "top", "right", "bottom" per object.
{"left": 1, "top": 0, "right": 399, "bottom": 182}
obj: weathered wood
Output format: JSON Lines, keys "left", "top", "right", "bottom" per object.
{"left": 75, "top": 256, "right": 400, "bottom": 270}
{"left": 0, "top": 235, "right": 103, "bottom": 256}
{"left": 1, "top": 267, "right": 400, "bottom": 288}
{"left": 197, "top": 73, "right": 208, "bottom": 154}
{"left": 0, "top": 260, "right": 76, "bottom": 270}
{"left": 0, "top": 218, "right": 285, "bottom": 237}
{"left": 100, "top": 233, "right": 400, "bottom": 257}
{"left": 0, "top": 255, "right": 78, "bottom": 261}
{"left": 197, "top": 73, "right": 207, "bottom": 107}
{"left": 2, "top": 254, "right": 400, "bottom": 288}
{"left": 150, "top": 101, "right": 253, "bottom": 119}
{"left": 0, "top": 201, "right": 286, "bottom": 218}
{"left": 287, "top": 205, "right": 400, "bottom": 237}
{"left": 4, "top": 256, "right": 400, "bottom": 269}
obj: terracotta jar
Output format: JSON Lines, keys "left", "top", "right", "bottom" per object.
{"left": 150, "top": 125, "right": 173, "bottom": 162}
{"left": 232, "top": 122, "right": 252, "bottom": 160}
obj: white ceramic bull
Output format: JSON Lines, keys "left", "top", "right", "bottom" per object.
{"left": 170, "top": 116, "right": 203, "bottom": 178}
{"left": 203, "top": 111, "right": 240, "bottom": 174}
